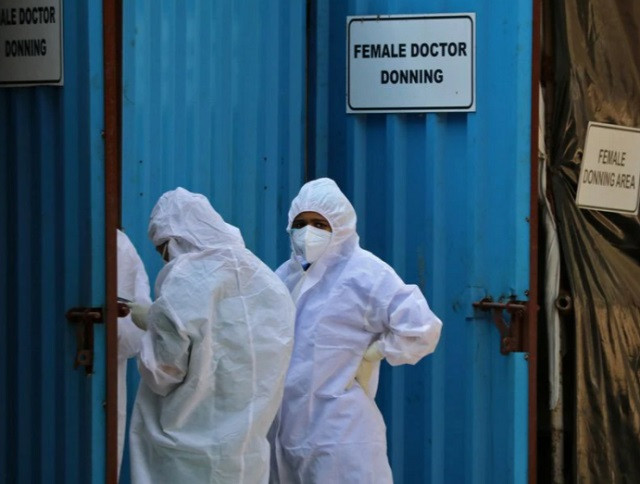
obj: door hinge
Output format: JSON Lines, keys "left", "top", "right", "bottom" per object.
{"left": 66, "top": 307, "right": 103, "bottom": 374}
{"left": 472, "top": 297, "right": 528, "bottom": 355}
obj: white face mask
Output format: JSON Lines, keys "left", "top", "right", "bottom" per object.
{"left": 291, "top": 226, "right": 332, "bottom": 264}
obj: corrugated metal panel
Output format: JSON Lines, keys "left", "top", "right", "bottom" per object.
{"left": 121, "top": 0, "right": 306, "bottom": 277}
{"left": 309, "top": 1, "right": 532, "bottom": 483}
{"left": 119, "top": 2, "right": 306, "bottom": 481}
{"left": 0, "top": 2, "right": 107, "bottom": 483}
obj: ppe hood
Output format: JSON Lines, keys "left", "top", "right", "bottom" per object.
{"left": 148, "top": 187, "right": 244, "bottom": 256}
{"left": 287, "top": 178, "right": 357, "bottom": 250}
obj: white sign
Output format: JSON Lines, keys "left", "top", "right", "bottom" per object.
{"left": 0, "top": 0, "right": 63, "bottom": 86}
{"left": 576, "top": 122, "right": 640, "bottom": 214}
{"left": 347, "top": 13, "right": 475, "bottom": 113}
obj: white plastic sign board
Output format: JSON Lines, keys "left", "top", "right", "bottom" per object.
{"left": 576, "top": 122, "right": 640, "bottom": 214}
{"left": 346, "top": 13, "right": 475, "bottom": 113}
{"left": 0, "top": 0, "right": 63, "bottom": 86}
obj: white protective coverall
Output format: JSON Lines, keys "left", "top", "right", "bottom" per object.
{"left": 271, "top": 178, "right": 442, "bottom": 483}
{"left": 129, "top": 187, "right": 295, "bottom": 484}
{"left": 116, "top": 229, "right": 151, "bottom": 478}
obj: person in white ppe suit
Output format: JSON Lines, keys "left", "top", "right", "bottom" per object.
{"left": 116, "top": 229, "right": 151, "bottom": 479}
{"left": 127, "top": 187, "right": 295, "bottom": 484}
{"left": 270, "top": 178, "right": 442, "bottom": 483}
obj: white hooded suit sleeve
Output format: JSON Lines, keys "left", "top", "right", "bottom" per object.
{"left": 117, "top": 229, "right": 151, "bottom": 359}
{"left": 378, "top": 280, "right": 442, "bottom": 366}
{"left": 363, "top": 261, "right": 442, "bottom": 367}
{"left": 138, "top": 297, "right": 190, "bottom": 396}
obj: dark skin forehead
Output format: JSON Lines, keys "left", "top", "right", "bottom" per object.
{"left": 291, "top": 211, "right": 332, "bottom": 232}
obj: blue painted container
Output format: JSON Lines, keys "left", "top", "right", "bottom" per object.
{"left": 1, "top": 0, "right": 533, "bottom": 482}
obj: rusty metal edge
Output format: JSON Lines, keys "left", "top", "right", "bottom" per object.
{"left": 528, "top": 0, "right": 542, "bottom": 483}
{"left": 103, "top": 0, "right": 122, "bottom": 481}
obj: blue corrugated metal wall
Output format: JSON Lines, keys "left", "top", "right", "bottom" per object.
{"left": 309, "top": 1, "right": 532, "bottom": 483}
{"left": 0, "top": 3, "right": 108, "bottom": 483}
{"left": 119, "top": 2, "right": 307, "bottom": 481}
{"left": 0, "top": 0, "right": 531, "bottom": 481}
{"left": 120, "top": 0, "right": 306, "bottom": 277}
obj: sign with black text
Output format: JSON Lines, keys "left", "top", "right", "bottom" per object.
{"left": 576, "top": 122, "right": 640, "bottom": 214}
{"left": 0, "top": 0, "right": 63, "bottom": 86}
{"left": 347, "top": 13, "right": 475, "bottom": 113}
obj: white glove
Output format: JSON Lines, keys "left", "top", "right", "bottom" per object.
{"left": 347, "top": 341, "right": 384, "bottom": 394}
{"left": 126, "top": 302, "right": 150, "bottom": 331}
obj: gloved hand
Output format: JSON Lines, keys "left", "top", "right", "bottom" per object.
{"left": 126, "top": 302, "right": 151, "bottom": 331}
{"left": 347, "top": 341, "right": 384, "bottom": 395}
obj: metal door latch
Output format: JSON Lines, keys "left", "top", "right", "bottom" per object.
{"left": 65, "top": 303, "right": 129, "bottom": 373}
{"left": 65, "top": 307, "right": 103, "bottom": 374}
{"left": 472, "top": 297, "right": 528, "bottom": 354}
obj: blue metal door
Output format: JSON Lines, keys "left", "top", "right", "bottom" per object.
{"left": 0, "top": 2, "right": 111, "bottom": 483}
{"left": 308, "top": 1, "right": 535, "bottom": 483}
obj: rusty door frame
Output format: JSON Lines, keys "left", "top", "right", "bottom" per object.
{"left": 528, "top": 1, "right": 541, "bottom": 483}
{"left": 103, "top": 0, "right": 121, "bottom": 482}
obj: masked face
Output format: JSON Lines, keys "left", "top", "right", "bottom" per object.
{"left": 291, "top": 226, "right": 332, "bottom": 264}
